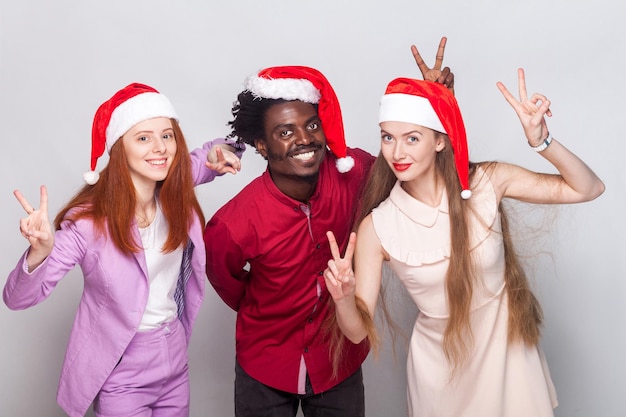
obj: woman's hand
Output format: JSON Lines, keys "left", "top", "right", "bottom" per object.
{"left": 497, "top": 68, "right": 551, "bottom": 147}
{"left": 14, "top": 185, "right": 54, "bottom": 271}
{"left": 324, "top": 231, "right": 356, "bottom": 302}
{"left": 206, "top": 144, "right": 242, "bottom": 175}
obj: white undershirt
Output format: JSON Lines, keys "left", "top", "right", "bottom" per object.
{"left": 137, "top": 203, "right": 183, "bottom": 331}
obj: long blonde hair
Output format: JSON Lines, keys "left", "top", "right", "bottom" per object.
{"left": 329, "top": 134, "right": 543, "bottom": 374}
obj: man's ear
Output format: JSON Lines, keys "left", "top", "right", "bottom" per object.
{"left": 255, "top": 139, "right": 268, "bottom": 159}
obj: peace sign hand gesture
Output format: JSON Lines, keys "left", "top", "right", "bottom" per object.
{"left": 324, "top": 231, "right": 357, "bottom": 302}
{"left": 497, "top": 68, "right": 552, "bottom": 147}
{"left": 412, "top": 36, "right": 455, "bottom": 94}
{"left": 14, "top": 185, "right": 54, "bottom": 270}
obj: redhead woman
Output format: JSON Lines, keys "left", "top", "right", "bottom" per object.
{"left": 3, "top": 83, "right": 244, "bottom": 417}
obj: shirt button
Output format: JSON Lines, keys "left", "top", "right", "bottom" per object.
{"left": 308, "top": 318, "right": 313, "bottom": 323}
{"left": 315, "top": 244, "right": 321, "bottom": 249}
{"left": 318, "top": 271, "right": 323, "bottom": 276}
{"left": 304, "top": 347, "right": 309, "bottom": 353}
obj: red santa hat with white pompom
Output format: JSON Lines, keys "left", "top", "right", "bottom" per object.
{"left": 84, "top": 83, "right": 178, "bottom": 185}
{"left": 244, "top": 66, "right": 354, "bottom": 173}
{"left": 379, "top": 78, "right": 472, "bottom": 199}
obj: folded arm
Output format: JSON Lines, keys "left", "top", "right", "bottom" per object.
{"left": 204, "top": 215, "right": 248, "bottom": 311}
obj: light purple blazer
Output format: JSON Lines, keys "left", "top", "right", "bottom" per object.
{"left": 3, "top": 139, "right": 243, "bottom": 417}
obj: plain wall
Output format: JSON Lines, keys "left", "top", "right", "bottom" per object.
{"left": 1, "top": 1, "right": 624, "bottom": 416}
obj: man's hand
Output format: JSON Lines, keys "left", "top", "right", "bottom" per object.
{"left": 411, "top": 36, "right": 455, "bottom": 94}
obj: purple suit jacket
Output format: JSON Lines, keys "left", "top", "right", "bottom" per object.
{"left": 3, "top": 139, "right": 243, "bottom": 417}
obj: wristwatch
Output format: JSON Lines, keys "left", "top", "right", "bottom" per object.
{"left": 530, "top": 133, "right": 552, "bottom": 152}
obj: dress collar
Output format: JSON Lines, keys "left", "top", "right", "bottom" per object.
{"left": 389, "top": 181, "right": 449, "bottom": 227}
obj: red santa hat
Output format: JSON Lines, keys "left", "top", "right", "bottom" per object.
{"left": 244, "top": 66, "right": 354, "bottom": 173}
{"left": 379, "top": 78, "right": 471, "bottom": 199}
{"left": 84, "top": 82, "right": 179, "bottom": 185}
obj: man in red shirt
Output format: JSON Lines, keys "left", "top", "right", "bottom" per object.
{"left": 205, "top": 42, "right": 454, "bottom": 417}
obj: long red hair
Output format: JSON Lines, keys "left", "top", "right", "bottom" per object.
{"left": 54, "top": 119, "right": 205, "bottom": 254}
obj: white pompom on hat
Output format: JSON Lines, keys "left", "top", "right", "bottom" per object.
{"left": 244, "top": 66, "right": 354, "bottom": 173}
{"left": 379, "top": 78, "right": 472, "bottom": 199}
{"left": 84, "top": 83, "right": 178, "bottom": 185}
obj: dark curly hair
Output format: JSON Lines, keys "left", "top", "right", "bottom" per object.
{"left": 227, "top": 91, "right": 287, "bottom": 149}
{"left": 227, "top": 91, "right": 320, "bottom": 149}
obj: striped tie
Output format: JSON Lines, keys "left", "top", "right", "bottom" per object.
{"left": 174, "top": 239, "right": 194, "bottom": 319}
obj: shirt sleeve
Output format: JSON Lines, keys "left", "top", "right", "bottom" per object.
{"left": 3, "top": 220, "right": 84, "bottom": 310}
{"left": 189, "top": 138, "right": 246, "bottom": 186}
{"left": 204, "top": 214, "right": 248, "bottom": 311}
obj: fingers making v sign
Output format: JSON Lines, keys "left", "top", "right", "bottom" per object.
{"left": 13, "top": 185, "right": 54, "bottom": 270}
{"left": 323, "top": 231, "right": 357, "bottom": 302}
{"left": 497, "top": 68, "right": 552, "bottom": 147}
{"left": 411, "top": 36, "right": 455, "bottom": 93}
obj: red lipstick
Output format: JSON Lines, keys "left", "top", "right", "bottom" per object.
{"left": 393, "top": 163, "right": 411, "bottom": 171}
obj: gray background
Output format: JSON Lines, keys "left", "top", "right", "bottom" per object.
{"left": 1, "top": 1, "right": 623, "bottom": 416}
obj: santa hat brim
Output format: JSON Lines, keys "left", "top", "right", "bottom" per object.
{"left": 105, "top": 92, "right": 178, "bottom": 148}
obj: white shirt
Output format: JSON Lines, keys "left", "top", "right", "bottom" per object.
{"left": 138, "top": 203, "right": 183, "bottom": 331}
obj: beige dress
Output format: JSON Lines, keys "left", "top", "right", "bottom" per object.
{"left": 371, "top": 168, "right": 558, "bottom": 417}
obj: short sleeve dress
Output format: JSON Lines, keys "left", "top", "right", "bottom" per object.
{"left": 371, "top": 167, "right": 558, "bottom": 417}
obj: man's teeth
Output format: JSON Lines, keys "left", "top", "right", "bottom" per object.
{"left": 292, "top": 151, "right": 315, "bottom": 160}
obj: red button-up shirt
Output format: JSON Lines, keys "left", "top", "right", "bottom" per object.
{"left": 205, "top": 148, "right": 374, "bottom": 394}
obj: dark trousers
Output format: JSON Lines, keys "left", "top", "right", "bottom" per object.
{"left": 234, "top": 361, "right": 365, "bottom": 417}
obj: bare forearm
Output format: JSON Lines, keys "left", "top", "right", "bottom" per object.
{"left": 334, "top": 296, "right": 369, "bottom": 344}
{"left": 538, "top": 138, "right": 605, "bottom": 201}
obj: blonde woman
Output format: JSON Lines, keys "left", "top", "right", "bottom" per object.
{"left": 324, "top": 71, "right": 604, "bottom": 416}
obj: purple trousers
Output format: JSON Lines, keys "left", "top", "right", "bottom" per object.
{"left": 94, "top": 318, "right": 190, "bottom": 417}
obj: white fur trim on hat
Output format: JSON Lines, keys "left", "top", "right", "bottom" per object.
{"left": 245, "top": 75, "right": 321, "bottom": 103}
{"left": 105, "top": 92, "right": 178, "bottom": 148}
{"left": 83, "top": 170, "right": 100, "bottom": 185}
{"left": 335, "top": 156, "right": 355, "bottom": 173}
{"left": 379, "top": 93, "right": 446, "bottom": 134}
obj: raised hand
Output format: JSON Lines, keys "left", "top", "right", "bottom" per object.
{"left": 497, "top": 68, "right": 551, "bottom": 146}
{"left": 411, "top": 36, "right": 455, "bottom": 93}
{"left": 323, "top": 231, "right": 356, "bottom": 302}
{"left": 14, "top": 185, "right": 54, "bottom": 270}
{"left": 206, "top": 144, "right": 242, "bottom": 175}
